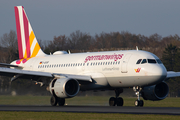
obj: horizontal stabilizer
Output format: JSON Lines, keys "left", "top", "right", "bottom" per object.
{"left": 0, "top": 63, "right": 23, "bottom": 68}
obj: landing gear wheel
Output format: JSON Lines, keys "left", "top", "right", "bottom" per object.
{"left": 57, "top": 98, "right": 65, "bottom": 106}
{"left": 116, "top": 97, "right": 124, "bottom": 106}
{"left": 109, "top": 97, "right": 116, "bottom": 106}
{"left": 133, "top": 86, "right": 144, "bottom": 107}
{"left": 139, "top": 100, "right": 144, "bottom": 107}
{"left": 135, "top": 100, "right": 139, "bottom": 107}
{"left": 50, "top": 96, "right": 57, "bottom": 106}
{"left": 134, "top": 100, "right": 144, "bottom": 107}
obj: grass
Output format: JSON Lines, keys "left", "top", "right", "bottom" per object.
{"left": 0, "top": 95, "right": 180, "bottom": 107}
{"left": 0, "top": 112, "right": 179, "bottom": 120}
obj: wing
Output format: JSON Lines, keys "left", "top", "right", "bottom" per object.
{"left": 52, "top": 73, "right": 92, "bottom": 84}
{"left": 0, "top": 67, "right": 52, "bottom": 81}
{"left": 0, "top": 66, "right": 92, "bottom": 83}
{"left": 167, "top": 71, "right": 180, "bottom": 78}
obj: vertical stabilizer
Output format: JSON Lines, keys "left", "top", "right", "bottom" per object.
{"left": 14, "top": 6, "right": 45, "bottom": 61}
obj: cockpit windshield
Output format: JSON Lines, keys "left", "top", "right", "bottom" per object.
{"left": 141, "top": 59, "right": 147, "bottom": 64}
{"left": 136, "top": 59, "right": 162, "bottom": 64}
{"left": 156, "top": 59, "right": 162, "bottom": 64}
{"left": 147, "top": 59, "right": 156, "bottom": 63}
{"left": 136, "top": 59, "right": 142, "bottom": 64}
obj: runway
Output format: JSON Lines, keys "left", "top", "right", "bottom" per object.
{"left": 0, "top": 105, "right": 180, "bottom": 115}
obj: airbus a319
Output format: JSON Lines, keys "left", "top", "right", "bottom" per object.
{"left": 0, "top": 6, "right": 179, "bottom": 107}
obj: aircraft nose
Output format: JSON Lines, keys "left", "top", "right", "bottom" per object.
{"left": 152, "top": 65, "right": 167, "bottom": 80}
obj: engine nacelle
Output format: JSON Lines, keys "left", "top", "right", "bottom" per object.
{"left": 49, "top": 78, "right": 80, "bottom": 98}
{"left": 142, "top": 82, "right": 169, "bottom": 101}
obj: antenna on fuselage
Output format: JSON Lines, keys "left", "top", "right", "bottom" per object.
{"left": 136, "top": 46, "right": 139, "bottom": 51}
{"left": 67, "top": 50, "right": 71, "bottom": 54}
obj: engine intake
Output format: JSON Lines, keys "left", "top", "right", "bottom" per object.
{"left": 49, "top": 78, "right": 80, "bottom": 98}
{"left": 142, "top": 82, "right": 169, "bottom": 101}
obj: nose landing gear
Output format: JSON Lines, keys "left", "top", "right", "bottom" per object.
{"left": 133, "top": 86, "right": 144, "bottom": 107}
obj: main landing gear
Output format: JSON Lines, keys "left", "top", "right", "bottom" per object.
{"left": 133, "top": 86, "right": 144, "bottom": 107}
{"left": 109, "top": 89, "right": 124, "bottom": 106}
{"left": 50, "top": 96, "right": 65, "bottom": 106}
{"left": 109, "top": 87, "right": 144, "bottom": 107}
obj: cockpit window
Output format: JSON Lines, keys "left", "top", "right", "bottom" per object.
{"left": 148, "top": 59, "right": 156, "bottom": 63}
{"left": 156, "top": 59, "right": 162, "bottom": 64}
{"left": 141, "top": 59, "right": 147, "bottom": 64}
{"left": 136, "top": 59, "right": 142, "bottom": 64}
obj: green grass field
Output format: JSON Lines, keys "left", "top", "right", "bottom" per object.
{"left": 0, "top": 95, "right": 180, "bottom": 107}
{"left": 0, "top": 96, "right": 180, "bottom": 120}
{"left": 0, "top": 112, "right": 179, "bottom": 120}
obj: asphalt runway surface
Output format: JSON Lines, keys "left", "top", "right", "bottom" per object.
{"left": 0, "top": 105, "right": 180, "bottom": 115}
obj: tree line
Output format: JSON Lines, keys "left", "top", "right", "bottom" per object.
{"left": 0, "top": 30, "right": 180, "bottom": 96}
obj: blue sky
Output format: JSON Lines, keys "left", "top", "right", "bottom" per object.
{"left": 0, "top": 0, "right": 180, "bottom": 40}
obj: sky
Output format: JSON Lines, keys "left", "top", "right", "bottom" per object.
{"left": 0, "top": 0, "right": 180, "bottom": 40}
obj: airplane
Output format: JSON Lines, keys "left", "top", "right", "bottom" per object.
{"left": 0, "top": 6, "right": 179, "bottom": 107}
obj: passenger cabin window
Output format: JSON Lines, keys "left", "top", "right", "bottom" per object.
{"left": 141, "top": 59, "right": 147, "bottom": 64}
{"left": 136, "top": 59, "right": 142, "bottom": 64}
{"left": 148, "top": 59, "right": 156, "bottom": 63}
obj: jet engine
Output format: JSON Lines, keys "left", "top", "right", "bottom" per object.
{"left": 142, "top": 82, "right": 169, "bottom": 101}
{"left": 49, "top": 78, "right": 80, "bottom": 98}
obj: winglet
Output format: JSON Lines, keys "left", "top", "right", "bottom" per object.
{"left": 14, "top": 6, "right": 45, "bottom": 62}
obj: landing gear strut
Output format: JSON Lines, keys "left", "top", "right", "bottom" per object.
{"left": 109, "top": 88, "right": 124, "bottom": 106}
{"left": 50, "top": 96, "right": 65, "bottom": 106}
{"left": 133, "top": 86, "right": 144, "bottom": 107}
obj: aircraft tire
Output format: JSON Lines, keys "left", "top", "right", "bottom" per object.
{"left": 109, "top": 97, "right": 116, "bottom": 106}
{"left": 134, "top": 100, "right": 144, "bottom": 107}
{"left": 135, "top": 100, "right": 139, "bottom": 107}
{"left": 139, "top": 100, "right": 144, "bottom": 107}
{"left": 116, "top": 97, "right": 124, "bottom": 106}
{"left": 50, "top": 96, "right": 57, "bottom": 106}
{"left": 57, "top": 98, "right": 65, "bottom": 106}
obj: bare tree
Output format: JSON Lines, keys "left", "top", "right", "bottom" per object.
{"left": 0, "top": 30, "right": 18, "bottom": 63}
{"left": 68, "top": 30, "right": 92, "bottom": 51}
{"left": 0, "top": 30, "right": 18, "bottom": 93}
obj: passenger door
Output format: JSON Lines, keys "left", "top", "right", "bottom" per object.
{"left": 121, "top": 54, "right": 131, "bottom": 73}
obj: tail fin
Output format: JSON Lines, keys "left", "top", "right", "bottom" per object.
{"left": 14, "top": 6, "right": 45, "bottom": 61}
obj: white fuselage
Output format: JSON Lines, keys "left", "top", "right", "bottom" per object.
{"left": 12, "top": 50, "right": 167, "bottom": 90}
